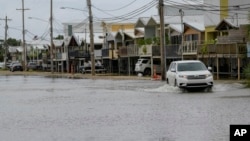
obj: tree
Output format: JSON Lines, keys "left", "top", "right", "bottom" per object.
{"left": 6, "top": 38, "right": 21, "bottom": 46}
{"left": 54, "top": 35, "right": 64, "bottom": 40}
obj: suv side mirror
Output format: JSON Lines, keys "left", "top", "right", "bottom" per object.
{"left": 208, "top": 67, "right": 212, "bottom": 71}
{"left": 170, "top": 68, "right": 176, "bottom": 72}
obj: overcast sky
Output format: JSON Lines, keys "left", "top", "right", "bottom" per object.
{"left": 0, "top": 0, "right": 200, "bottom": 42}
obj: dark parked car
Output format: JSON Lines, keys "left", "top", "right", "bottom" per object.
{"left": 10, "top": 64, "right": 23, "bottom": 72}
{"left": 79, "top": 66, "right": 85, "bottom": 73}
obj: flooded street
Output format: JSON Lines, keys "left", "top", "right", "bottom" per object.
{"left": 0, "top": 76, "right": 249, "bottom": 141}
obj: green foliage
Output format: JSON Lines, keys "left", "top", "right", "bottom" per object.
{"left": 243, "top": 63, "right": 250, "bottom": 87}
{"left": 165, "top": 33, "right": 170, "bottom": 45}
{"left": 145, "top": 38, "right": 152, "bottom": 45}
{"left": 6, "top": 38, "right": 21, "bottom": 46}
{"left": 137, "top": 38, "right": 146, "bottom": 46}
{"left": 54, "top": 35, "right": 64, "bottom": 40}
{"left": 142, "top": 46, "right": 147, "bottom": 54}
{"left": 201, "top": 43, "right": 208, "bottom": 55}
{"left": 152, "top": 37, "right": 160, "bottom": 45}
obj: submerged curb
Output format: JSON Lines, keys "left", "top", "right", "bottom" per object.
{"left": 0, "top": 70, "right": 151, "bottom": 80}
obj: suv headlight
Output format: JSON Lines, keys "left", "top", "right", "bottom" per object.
{"left": 179, "top": 75, "right": 187, "bottom": 79}
{"left": 206, "top": 73, "right": 212, "bottom": 78}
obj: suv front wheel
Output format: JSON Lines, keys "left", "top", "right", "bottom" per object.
{"left": 144, "top": 68, "right": 151, "bottom": 76}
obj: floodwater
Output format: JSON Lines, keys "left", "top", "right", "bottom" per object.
{"left": 0, "top": 76, "right": 249, "bottom": 141}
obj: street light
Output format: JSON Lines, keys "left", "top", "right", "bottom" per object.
{"left": 60, "top": 7, "right": 88, "bottom": 12}
{"left": 28, "top": 17, "right": 49, "bottom": 23}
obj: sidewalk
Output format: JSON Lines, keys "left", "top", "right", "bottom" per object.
{"left": 0, "top": 70, "right": 245, "bottom": 83}
{"left": 0, "top": 70, "right": 151, "bottom": 80}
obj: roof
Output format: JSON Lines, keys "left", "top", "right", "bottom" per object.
{"left": 135, "top": 15, "right": 204, "bottom": 28}
{"left": 135, "top": 17, "right": 151, "bottom": 27}
{"left": 74, "top": 33, "right": 104, "bottom": 44}
{"left": 53, "top": 40, "right": 64, "bottom": 47}
{"left": 168, "top": 24, "right": 182, "bottom": 33}
{"left": 215, "top": 19, "right": 237, "bottom": 30}
{"left": 26, "top": 39, "right": 50, "bottom": 50}
{"left": 8, "top": 46, "right": 23, "bottom": 53}
{"left": 184, "top": 22, "right": 205, "bottom": 32}
{"left": 106, "top": 32, "right": 117, "bottom": 41}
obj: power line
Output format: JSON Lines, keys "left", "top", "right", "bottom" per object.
{"left": 92, "top": 0, "right": 137, "bottom": 12}
{"left": 93, "top": 0, "right": 158, "bottom": 22}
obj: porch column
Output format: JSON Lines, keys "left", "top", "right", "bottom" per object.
{"left": 151, "top": 57, "right": 153, "bottom": 78}
{"left": 238, "top": 57, "right": 240, "bottom": 80}
{"left": 216, "top": 56, "right": 219, "bottom": 80}
{"left": 128, "top": 57, "right": 131, "bottom": 76}
{"left": 61, "top": 61, "right": 63, "bottom": 73}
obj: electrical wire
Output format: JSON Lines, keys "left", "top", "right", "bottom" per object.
{"left": 93, "top": 0, "right": 158, "bottom": 22}
{"left": 92, "top": 0, "right": 137, "bottom": 12}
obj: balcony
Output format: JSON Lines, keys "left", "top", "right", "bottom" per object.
{"left": 55, "top": 53, "right": 67, "bottom": 60}
{"left": 165, "top": 45, "right": 181, "bottom": 58}
{"left": 102, "top": 48, "right": 110, "bottom": 58}
{"left": 182, "top": 41, "right": 199, "bottom": 55}
{"left": 197, "top": 43, "right": 247, "bottom": 57}
{"left": 119, "top": 45, "right": 139, "bottom": 57}
{"left": 138, "top": 45, "right": 152, "bottom": 56}
{"left": 68, "top": 50, "right": 90, "bottom": 58}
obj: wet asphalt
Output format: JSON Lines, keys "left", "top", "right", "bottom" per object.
{"left": 0, "top": 76, "right": 249, "bottom": 141}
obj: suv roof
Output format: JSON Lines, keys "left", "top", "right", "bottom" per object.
{"left": 173, "top": 60, "right": 201, "bottom": 63}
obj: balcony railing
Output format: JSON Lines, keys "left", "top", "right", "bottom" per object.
{"left": 197, "top": 43, "right": 247, "bottom": 55}
{"left": 138, "top": 45, "right": 152, "bottom": 56}
{"left": 68, "top": 50, "right": 90, "bottom": 58}
{"left": 119, "top": 45, "right": 139, "bottom": 57}
{"left": 182, "top": 41, "right": 199, "bottom": 55}
{"left": 102, "top": 48, "right": 109, "bottom": 58}
{"left": 119, "top": 47, "right": 127, "bottom": 57}
{"left": 165, "top": 45, "right": 181, "bottom": 58}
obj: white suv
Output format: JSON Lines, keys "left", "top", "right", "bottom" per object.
{"left": 134, "top": 59, "right": 161, "bottom": 75}
{"left": 166, "top": 60, "right": 213, "bottom": 90}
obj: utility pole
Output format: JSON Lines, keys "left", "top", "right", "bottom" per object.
{"left": 87, "top": 0, "right": 95, "bottom": 76}
{"left": 17, "top": 0, "right": 29, "bottom": 71}
{"left": 50, "top": 0, "right": 54, "bottom": 73}
{"left": 0, "top": 16, "right": 11, "bottom": 68}
{"left": 179, "top": 9, "right": 184, "bottom": 60}
{"left": 159, "top": 0, "right": 166, "bottom": 80}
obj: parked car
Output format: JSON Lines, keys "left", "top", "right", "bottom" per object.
{"left": 7, "top": 61, "right": 20, "bottom": 69}
{"left": 166, "top": 60, "right": 213, "bottom": 91}
{"left": 0, "top": 62, "right": 5, "bottom": 69}
{"left": 79, "top": 66, "right": 85, "bottom": 73}
{"left": 27, "top": 62, "right": 38, "bottom": 71}
{"left": 9, "top": 63, "right": 23, "bottom": 72}
{"left": 134, "top": 58, "right": 161, "bottom": 75}
{"left": 80, "top": 61, "right": 107, "bottom": 74}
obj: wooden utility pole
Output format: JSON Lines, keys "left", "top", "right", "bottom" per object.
{"left": 179, "top": 9, "right": 184, "bottom": 60}
{"left": 0, "top": 16, "right": 11, "bottom": 68}
{"left": 50, "top": 0, "right": 54, "bottom": 73}
{"left": 17, "top": 0, "right": 29, "bottom": 71}
{"left": 159, "top": 0, "right": 166, "bottom": 80}
{"left": 87, "top": 0, "right": 95, "bottom": 76}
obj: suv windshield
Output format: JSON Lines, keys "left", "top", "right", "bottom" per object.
{"left": 177, "top": 62, "right": 207, "bottom": 71}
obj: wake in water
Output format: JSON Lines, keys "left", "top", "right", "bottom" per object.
{"left": 142, "top": 82, "right": 246, "bottom": 93}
